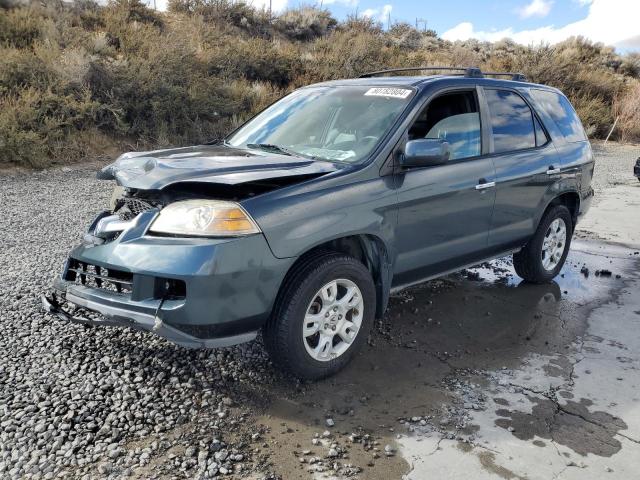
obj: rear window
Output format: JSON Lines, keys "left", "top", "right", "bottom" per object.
{"left": 530, "top": 89, "right": 587, "bottom": 143}
{"left": 484, "top": 89, "right": 536, "bottom": 153}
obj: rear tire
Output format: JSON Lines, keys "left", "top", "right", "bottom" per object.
{"left": 513, "top": 205, "right": 573, "bottom": 283}
{"left": 263, "top": 252, "right": 375, "bottom": 380}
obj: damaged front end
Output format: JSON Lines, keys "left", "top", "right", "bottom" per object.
{"left": 42, "top": 144, "right": 333, "bottom": 348}
{"left": 41, "top": 191, "right": 261, "bottom": 348}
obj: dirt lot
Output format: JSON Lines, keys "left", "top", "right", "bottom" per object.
{"left": 0, "top": 142, "right": 639, "bottom": 480}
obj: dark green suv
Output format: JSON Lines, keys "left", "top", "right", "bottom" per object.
{"left": 44, "top": 67, "right": 594, "bottom": 379}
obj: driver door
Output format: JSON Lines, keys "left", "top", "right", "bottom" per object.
{"left": 392, "top": 88, "right": 497, "bottom": 287}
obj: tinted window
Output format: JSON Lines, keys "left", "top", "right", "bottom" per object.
{"left": 425, "top": 113, "right": 481, "bottom": 160}
{"left": 409, "top": 91, "right": 481, "bottom": 160}
{"left": 531, "top": 89, "right": 586, "bottom": 142}
{"left": 485, "top": 89, "right": 535, "bottom": 153}
{"left": 534, "top": 116, "right": 548, "bottom": 146}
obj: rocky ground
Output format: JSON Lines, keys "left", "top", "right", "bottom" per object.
{"left": 0, "top": 142, "right": 638, "bottom": 479}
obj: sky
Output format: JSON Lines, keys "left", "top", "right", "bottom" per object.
{"left": 147, "top": 0, "right": 640, "bottom": 52}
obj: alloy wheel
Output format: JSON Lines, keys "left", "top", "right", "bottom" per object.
{"left": 302, "top": 279, "right": 364, "bottom": 362}
{"left": 541, "top": 218, "right": 567, "bottom": 271}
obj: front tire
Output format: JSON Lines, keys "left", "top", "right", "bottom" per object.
{"left": 513, "top": 205, "right": 573, "bottom": 283}
{"left": 263, "top": 252, "right": 375, "bottom": 380}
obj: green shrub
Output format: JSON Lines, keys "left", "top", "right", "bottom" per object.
{"left": 205, "top": 37, "right": 301, "bottom": 86}
{"left": 0, "top": 47, "right": 55, "bottom": 94}
{"left": 0, "top": 8, "right": 43, "bottom": 48}
{"left": 274, "top": 7, "right": 336, "bottom": 41}
{"left": 386, "top": 23, "right": 422, "bottom": 50}
{"left": 167, "top": 0, "right": 271, "bottom": 36}
{"left": 0, "top": 2, "right": 638, "bottom": 168}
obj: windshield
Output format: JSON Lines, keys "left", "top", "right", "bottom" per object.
{"left": 227, "top": 86, "right": 414, "bottom": 163}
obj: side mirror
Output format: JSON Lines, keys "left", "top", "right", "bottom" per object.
{"left": 401, "top": 138, "right": 450, "bottom": 168}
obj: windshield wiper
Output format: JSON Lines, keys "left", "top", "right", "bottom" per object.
{"left": 246, "top": 143, "right": 297, "bottom": 156}
{"left": 205, "top": 138, "right": 237, "bottom": 148}
{"left": 246, "top": 143, "right": 320, "bottom": 160}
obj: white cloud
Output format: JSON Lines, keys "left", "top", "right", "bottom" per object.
{"left": 442, "top": 0, "right": 640, "bottom": 50}
{"left": 518, "top": 0, "right": 553, "bottom": 18}
{"left": 322, "top": 0, "right": 359, "bottom": 6}
{"left": 362, "top": 3, "right": 393, "bottom": 24}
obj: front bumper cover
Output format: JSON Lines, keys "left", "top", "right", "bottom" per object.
{"left": 43, "top": 209, "right": 295, "bottom": 349}
{"left": 42, "top": 284, "right": 257, "bottom": 349}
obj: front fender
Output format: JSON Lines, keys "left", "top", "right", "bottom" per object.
{"left": 243, "top": 175, "right": 398, "bottom": 261}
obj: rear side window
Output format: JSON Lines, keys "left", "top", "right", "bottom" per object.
{"left": 485, "top": 89, "right": 536, "bottom": 153}
{"left": 530, "top": 89, "right": 587, "bottom": 143}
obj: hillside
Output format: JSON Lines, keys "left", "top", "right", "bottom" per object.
{"left": 1, "top": 0, "right": 639, "bottom": 168}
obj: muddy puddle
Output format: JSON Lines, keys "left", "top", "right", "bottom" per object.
{"left": 235, "top": 239, "right": 640, "bottom": 479}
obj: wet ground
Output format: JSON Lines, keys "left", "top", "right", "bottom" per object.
{"left": 239, "top": 239, "right": 640, "bottom": 479}
{"left": 236, "top": 142, "right": 640, "bottom": 479}
{"left": 1, "top": 142, "right": 638, "bottom": 479}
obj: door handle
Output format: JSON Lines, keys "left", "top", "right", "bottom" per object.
{"left": 475, "top": 181, "right": 496, "bottom": 190}
{"left": 546, "top": 166, "right": 560, "bottom": 175}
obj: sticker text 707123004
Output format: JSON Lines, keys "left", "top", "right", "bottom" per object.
{"left": 364, "top": 87, "right": 413, "bottom": 99}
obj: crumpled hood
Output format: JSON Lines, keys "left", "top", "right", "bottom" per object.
{"left": 98, "top": 144, "right": 338, "bottom": 190}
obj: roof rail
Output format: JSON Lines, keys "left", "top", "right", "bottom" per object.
{"left": 359, "top": 66, "right": 479, "bottom": 78}
{"left": 483, "top": 72, "right": 528, "bottom": 81}
{"left": 358, "top": 66, "right": 526, "bottom": 82}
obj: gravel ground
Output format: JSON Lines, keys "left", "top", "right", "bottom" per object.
{"left": 0, "top": 168, "right": 283, "bottom": 478}
{"left": 590, "top": 141, "right": 639, "bottom": 193}
{"left": 0, "top": 141, "right": 638, "bottom": 479}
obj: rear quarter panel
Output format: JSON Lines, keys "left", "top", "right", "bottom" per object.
{"left": 524, "top": 88, "right": 595, "bottom": 223}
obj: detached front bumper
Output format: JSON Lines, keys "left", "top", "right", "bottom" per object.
{"left": 41, "top": 286, "right": 255, "bottom": 348}
{"left": 44, "top": 210, "right": 294, "bottom": 349}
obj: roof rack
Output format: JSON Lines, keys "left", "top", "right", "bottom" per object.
{"left": 358, "top": 66, "right": 526, "bottom": 82}
{"left": 483, "top": 71, "right": 528, "bottom": 81}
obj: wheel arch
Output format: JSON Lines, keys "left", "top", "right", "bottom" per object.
{"left": 538, "top": 190, "right": 580, "bottom": 229}
{"left": 276, "top": 234, "right": 392, "bottom": 320}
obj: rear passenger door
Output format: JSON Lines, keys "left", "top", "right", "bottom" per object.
{"left": 481, "top": 87, "right": 558, "bottom": 249}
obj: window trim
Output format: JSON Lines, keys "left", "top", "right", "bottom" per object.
{"left": 400, "top": 85, "right": 487, "bottom": 167}
{"left": 533, "top": 114, "right": 550, "bottom": 148}
{"left": 480, "top": 86, "right": 551, "bottom": 157}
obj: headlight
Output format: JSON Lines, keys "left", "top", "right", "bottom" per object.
{"left": 149, "top": 200, "right": 260, "bottom": 237}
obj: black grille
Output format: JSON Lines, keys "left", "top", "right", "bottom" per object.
{"left": 65, "top": 260, "right": 133, "bottom": 294}
{"left": 115, "top": 197, "right": 157, "bottom": 221}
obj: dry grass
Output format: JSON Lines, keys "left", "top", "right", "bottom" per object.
{"left": 613, "top": 81, "right": 640, "bottom": 142}
{"left": 1, "top": 0, "right": 638, "bottom": 168}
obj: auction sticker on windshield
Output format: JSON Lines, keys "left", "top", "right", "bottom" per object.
{"left": 364, "top": 87, "right": 412, "bottom": 99}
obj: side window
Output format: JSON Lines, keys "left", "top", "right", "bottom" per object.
{"left": 530, "top": 89, "right": 587, "bottom": 143}
{"left": 485, "top": 89, "right": 536, "bottom": 153}
{"left": 408, "top": 91, "right": 481, "bottom": 160}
